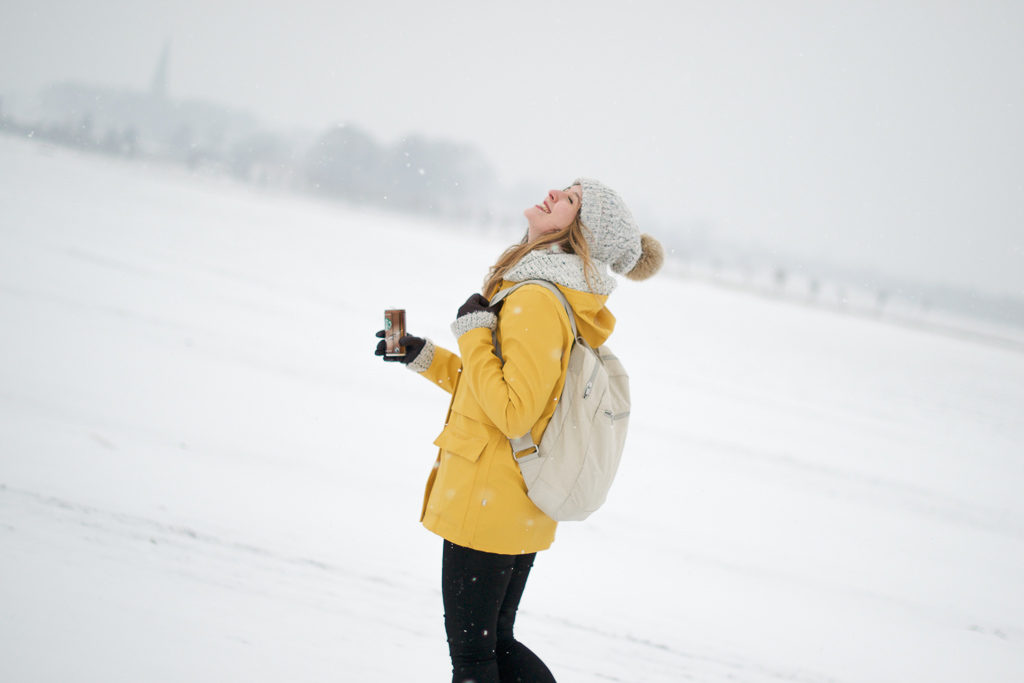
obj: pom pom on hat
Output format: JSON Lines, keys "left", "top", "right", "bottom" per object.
{"left": 625, "top": 234, "right": 664, "bottom": 281}
{"left": 573, "top": 177, "right": 663, "bottom": 281}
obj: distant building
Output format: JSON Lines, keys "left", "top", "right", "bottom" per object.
{"left": 33, "top": 42, "right": 257, "bottom": 161}
{"left": 151, "top": 41, "right": 171, "bottom": 99}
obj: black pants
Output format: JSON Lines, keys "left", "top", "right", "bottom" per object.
{"left": 442, "top": 540, "right": 556, "bottom": 683}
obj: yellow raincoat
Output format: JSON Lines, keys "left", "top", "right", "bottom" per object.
{"left": 416, "top": 280, "right": 615, "bottom": 555}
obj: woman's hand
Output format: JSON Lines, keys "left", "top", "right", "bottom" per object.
{"left": 451, "top": 293, "right": 503, "bottom": 339}
{"left": 456, "top": 293, "right": 503, "bottom": 318}
{"left": 374, "top": 330, "right": 426, "bottom": 364}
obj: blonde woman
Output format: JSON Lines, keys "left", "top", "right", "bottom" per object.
{"left": 376, "top": 178, "right": 663, "bottom": 683}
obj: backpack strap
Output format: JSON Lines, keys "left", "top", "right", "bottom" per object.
{"left": 488, "top": 279, "right": 580, "bottom": 464}
{"left": 489, "top": 279, "right": 579, "bottom": 341}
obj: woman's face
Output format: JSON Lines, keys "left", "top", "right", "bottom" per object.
{"left": 524, "top": 185, "right": 583, "bottom": 242}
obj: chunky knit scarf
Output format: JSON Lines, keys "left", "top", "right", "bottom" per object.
{"left": 502, "top": 251, "right": 616, "bottom": 296}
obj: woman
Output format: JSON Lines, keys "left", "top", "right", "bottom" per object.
{"left": 375, "top": 178, "right": 663, "bottom": 682}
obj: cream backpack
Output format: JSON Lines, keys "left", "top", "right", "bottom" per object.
{"left": 490, "top": 280, "right": 631, "bottom": 521}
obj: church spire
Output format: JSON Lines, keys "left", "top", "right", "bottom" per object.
{"left": 151, "top": 40, "right": 170, "bottom": 98}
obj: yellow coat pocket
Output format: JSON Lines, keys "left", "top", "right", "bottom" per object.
{"left": 432, "top": 415, "right": 489, "bottom": 463}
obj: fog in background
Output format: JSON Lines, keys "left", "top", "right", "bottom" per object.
{"left": 2, "top": 0, "right": 1022, "bottom": 303}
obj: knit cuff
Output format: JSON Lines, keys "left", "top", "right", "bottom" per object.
{"left": 406, "top": 338, "right": 435, "bottom": 373}
{"left": 450, "top": 311, "right": 498, "bottom": 339}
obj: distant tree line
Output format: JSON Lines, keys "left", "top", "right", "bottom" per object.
{"left": 0, "top": 86, "right": 504, "bottom": 224}
{"left": 0, "top": 100, "right": 139, "bottom": 158}
{"left": 304, "top": 124, "right": 499, "bottom": 220}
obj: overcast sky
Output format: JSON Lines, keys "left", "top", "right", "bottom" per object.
{"left": 2, "top": 1, "right": 1022, "bottom": 296}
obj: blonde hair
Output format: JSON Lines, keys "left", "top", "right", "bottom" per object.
{"left": 483, "top": 217, "right": 597, "bottom": 299}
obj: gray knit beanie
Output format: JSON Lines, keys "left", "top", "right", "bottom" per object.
{"left": 573, "top": 177, "right": 664, "bottom": 281}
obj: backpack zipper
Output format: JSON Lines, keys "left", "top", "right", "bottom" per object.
{"left": 582, "top": 361, "right": 602, "bottom": 399}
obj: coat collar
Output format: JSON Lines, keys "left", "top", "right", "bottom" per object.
{"left": 503, "top": 251, "right": 617, "bottom": 296}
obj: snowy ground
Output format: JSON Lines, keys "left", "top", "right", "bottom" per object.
{"left": 2, "top": 136, "right": 1023, "bottom": 682}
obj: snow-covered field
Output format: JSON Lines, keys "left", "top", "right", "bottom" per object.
{"left": 2, "top": 136, "right": 1022, "bottom": 682}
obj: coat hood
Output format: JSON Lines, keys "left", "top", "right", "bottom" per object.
{"left": 500, "top": 251, "right": 616, "bottom": 348}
